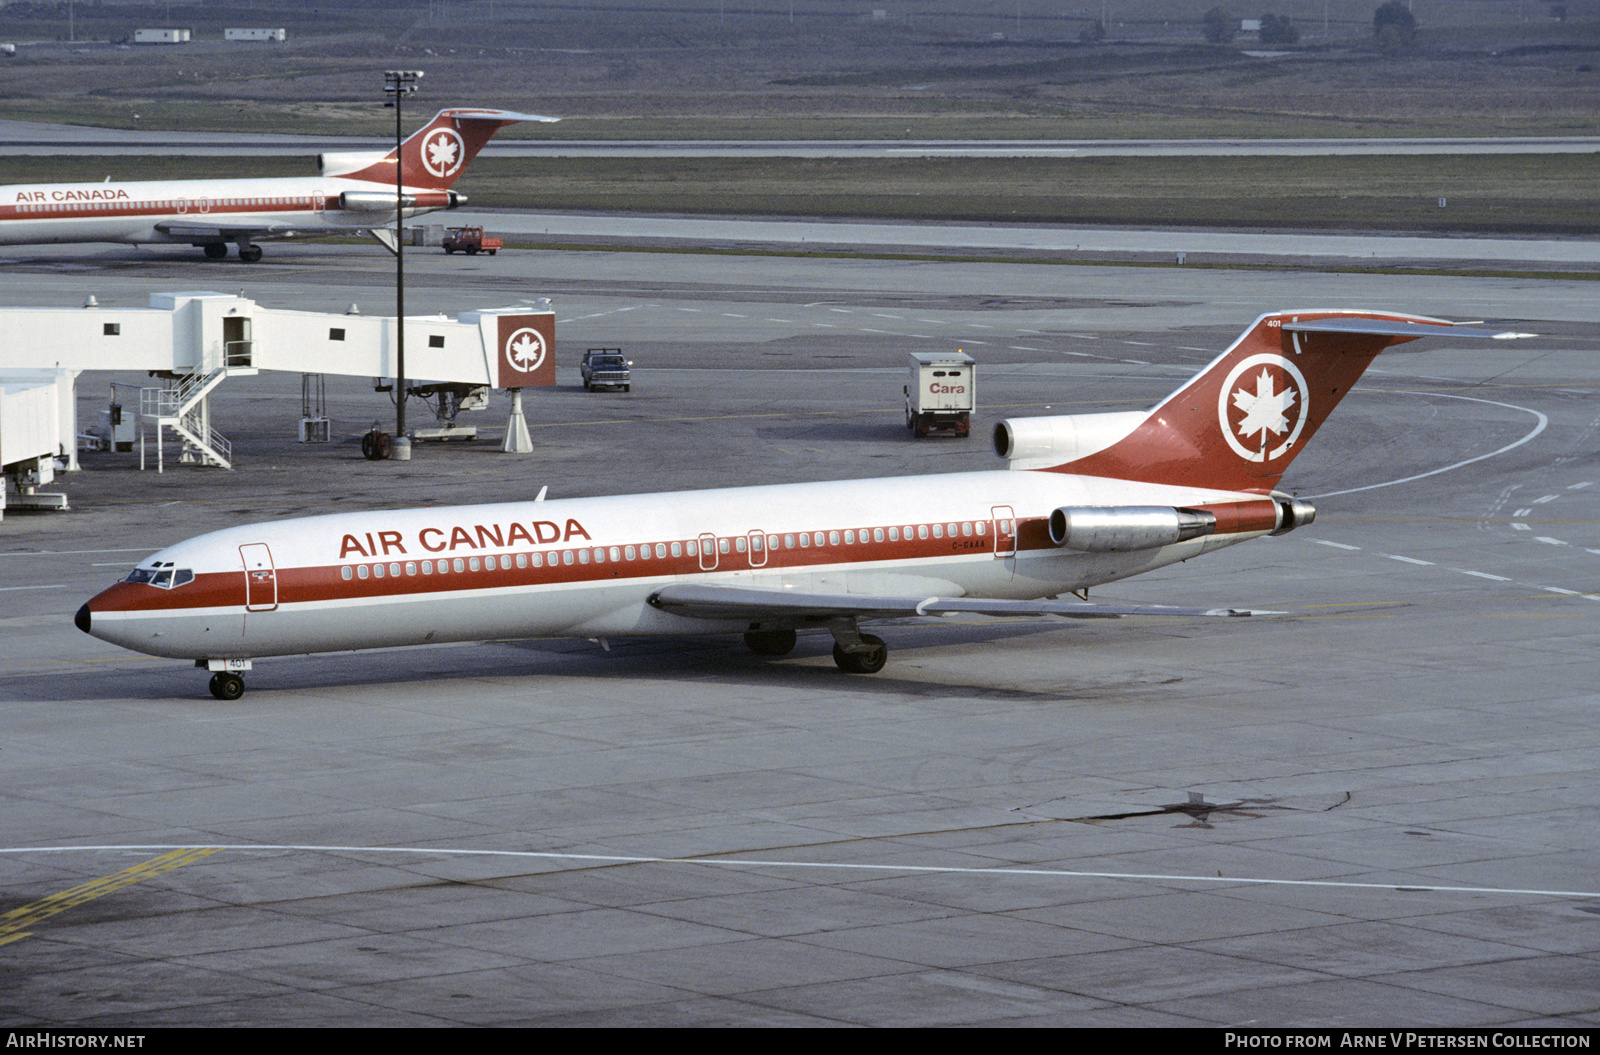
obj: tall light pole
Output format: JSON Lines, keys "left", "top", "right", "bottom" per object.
{"left": 384, "top": 70, "right": 423, "bottom": 456}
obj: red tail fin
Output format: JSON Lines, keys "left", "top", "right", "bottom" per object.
{"left": 1044, "top": 310, "right": 1470, "bottom": 492}
{"left": 344, "top": 108, "right": 559, "bottom": 190}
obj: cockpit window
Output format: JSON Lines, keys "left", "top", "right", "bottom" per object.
{"left": 125, "top": 566, "right": 194, "bottom": 589}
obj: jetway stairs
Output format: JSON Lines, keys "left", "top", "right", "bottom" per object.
{"left": 138, "top": 340, "right": 256, "bottom": 471}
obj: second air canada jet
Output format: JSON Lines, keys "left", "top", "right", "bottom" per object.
{"left": 0, "top": 107, "right": 556, "bottom": 261}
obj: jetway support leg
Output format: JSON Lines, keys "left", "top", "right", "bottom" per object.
{"left": 503, "top": 388, "right": 534, "bottom": 454}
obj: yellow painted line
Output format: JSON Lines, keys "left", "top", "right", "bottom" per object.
{"left": 0, "top": 847, "right": 219, "bottom": 947}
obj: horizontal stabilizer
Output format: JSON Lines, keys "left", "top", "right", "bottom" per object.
{"left": 649, "top": 583, "right": 1265, "bottom": 623}
{"left": 1282, "top": 318, "right": 1536, "bottom": 340}
{"left": 443, "top": 108, "right": 561, "bottom": 124}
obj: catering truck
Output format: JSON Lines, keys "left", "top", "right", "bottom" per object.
{"left": 904, "top": 350, "right": 975, "bottom": 438}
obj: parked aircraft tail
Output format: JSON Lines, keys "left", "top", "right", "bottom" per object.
{"left": 994, "top": 310, "right": 1524, "bottom": 493}
{"left": 335, "top": 108, "right": 560, "bottom": 191}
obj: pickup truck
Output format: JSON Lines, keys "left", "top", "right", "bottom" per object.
{"left": 580, "top": 348, "right": 632, "bottom": 392}
{"left": 441, "top": 226, "right": 502, "bottom": 256}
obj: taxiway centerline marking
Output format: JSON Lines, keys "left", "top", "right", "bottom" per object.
{"left": 1, "top": 845, "right": 1595, "bottom": 902}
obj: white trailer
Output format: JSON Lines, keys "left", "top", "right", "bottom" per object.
{"left": 225, "top": 28, "right": 287, "bottom": 42}
{"left": 133, "top": 28, "right": 191, "bottom": 44}
{"left": 904, "top": 350, "right": 975, "bottom": 438}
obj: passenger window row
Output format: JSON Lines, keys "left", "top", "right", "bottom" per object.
{"left": 336, "top": 520, "right": 997, "bottom": 584}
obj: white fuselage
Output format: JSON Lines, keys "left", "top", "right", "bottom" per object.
{"left": 84, "top": 469, "right": 1273, "bottom": 662}
{"left": 0, "top": 175, "right": 442, "bottom": 246}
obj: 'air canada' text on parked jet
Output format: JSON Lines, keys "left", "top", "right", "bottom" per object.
{"left": 0, "top": 107, "right": 555, "bottom": 261}
{"left": 77, "top": 310, "right": 1529, "bottom": 699}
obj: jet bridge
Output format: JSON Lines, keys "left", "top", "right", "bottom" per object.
{"left": 0, "top": 290, "right": 555, "bottom": 480}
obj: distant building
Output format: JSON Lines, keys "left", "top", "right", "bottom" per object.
{"left": 225, "top": 28, "right": 288, "bottom": 42}
{"left": 133, "top": 28, "right": 192, "bottom": 44}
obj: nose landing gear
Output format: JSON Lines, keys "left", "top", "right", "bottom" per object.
{"left": 208, "top": 671, "right": 245, "bottom": 700}
{"left": 201, "top": 659, "right": 252, "bottom": 700}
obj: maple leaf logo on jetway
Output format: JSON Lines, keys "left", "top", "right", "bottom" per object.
{"left": 506, "top": 327, "right": 548, "bottom": 372}
{"left": 422, "top": 128, "right": 465, "bottom": 179}
{"left": 1217, "top": 353, "right": 1309, "bottom": 463}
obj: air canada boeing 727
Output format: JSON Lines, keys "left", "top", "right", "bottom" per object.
{"left": 0, "top": 107, "right": 556, "bottom": 261}
{"left": 77, "top": 310, "right": 1527, "bottom": 698}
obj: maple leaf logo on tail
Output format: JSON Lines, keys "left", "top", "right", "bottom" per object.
{"left": 421, "top": 129, "right": 465, "bottom": 179}
{"left": 1217, "top": 353, "right": 1309, "bottom": 463}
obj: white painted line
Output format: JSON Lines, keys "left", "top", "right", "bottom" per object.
{"left": 1515, "top": 509, "right": 1534, "bottom": 517}
{"left": 1313, "top": 540, "right": 1360, "bottom": 550}
{"left": 0, "top": 548, "right": 155, "bottom": 558}
{"left": 1539, "top": 586, "right": 1581, "bottom": 595}
{"left": 0, "top": 585, "right": 67, "bottom": 592}
{"left": 1388, "top": 555, "right": 1434, "bottom": 566}
{"left": 1570, "top": 481, "right": 1593, "bottom": 490}
{"left": 6, "top": 844, "right": 1600, "bottom": 902}
{"left": 1513, "top": 523, "right": 1532, "bottom": 531}
{"left": 1308, "top": 394, "right": 1548, "bottom": 499}
{"left": 1535, "top": 537, "right": 1569, "bottom": 546}
{"left": 1458, "top": 570, "right": 1511, "bottom": 581}
{"left": 1534, "top": 494, "right": 1561, "bottom": 504}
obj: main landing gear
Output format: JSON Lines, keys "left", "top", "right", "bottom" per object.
{"left": 744, "top": 628, "right": 797, "bottom": 657}
{"left": 827, "top": 617, "right": 888, "bottom": 674}
{"left": 199, "top": 243, "right": 263, "bottom": 262}
{"left": 743, "top": 622, "right": 888, "bottom": 673}
{"left": 833, "top": 635, "right": 887, "bottom": 674}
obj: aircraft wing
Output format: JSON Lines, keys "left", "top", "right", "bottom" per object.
{"left": 155, "top": 221, "right": 312, "bottom": 242}
{"left": 647, "top": 583, "right": 1264, "bottom": 623}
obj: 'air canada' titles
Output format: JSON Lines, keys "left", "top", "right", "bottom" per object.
{"left": 339, "top": 519, "right": 592, "bottom": 559}
{"left": 16, "top": 188, "right": 133, "bottom": 203}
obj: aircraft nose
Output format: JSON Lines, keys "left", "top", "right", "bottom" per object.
{"left": 75, "top": 604, "right": 91, "bottom": 634}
